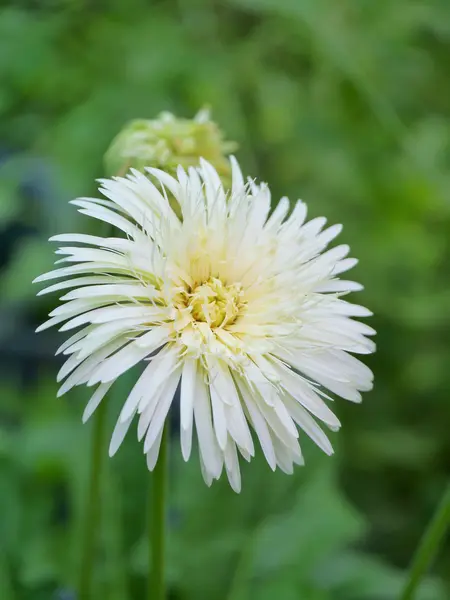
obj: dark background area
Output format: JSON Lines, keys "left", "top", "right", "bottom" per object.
{"left": 0, "top": 1, "right": 449, "bottom": 599}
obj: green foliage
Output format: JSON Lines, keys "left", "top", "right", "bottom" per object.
{"left": 0, "top": 0, "right": 449, "bottom": 598}
{"left": 1, "top": 373, "right": 446, "bottom": 599}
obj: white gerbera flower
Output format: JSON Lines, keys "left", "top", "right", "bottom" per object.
{"left": 34, "top": 158, "right": 375, "bottom": 492}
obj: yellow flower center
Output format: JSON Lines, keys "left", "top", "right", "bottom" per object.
{"left": 188, "top": 277, "right": 244, "bottom": 328}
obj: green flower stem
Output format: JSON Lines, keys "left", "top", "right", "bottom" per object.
{"left": 400, "top": 482, "right": 450, "bottom": 600}
{"left": 149, "top": 424, "right": 169, "bottom": 600}
{"left": 79, "top": 400, "right": 108, "bottom": 600}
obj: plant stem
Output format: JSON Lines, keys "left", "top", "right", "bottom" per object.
{"left": 400, "top": 482, "right": 450, "bottom": 600}
{"left": 149, "top": 425, "right": 169, "bottom": 600}
{"left": 79, "top": 400, "right": 107, "bottom": 600}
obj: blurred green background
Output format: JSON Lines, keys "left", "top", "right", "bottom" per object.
{"left": 1, "top": 1, "right": 449, "bottom": 599}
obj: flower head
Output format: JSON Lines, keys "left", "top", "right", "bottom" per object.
{"left": 34, "top": 158, "right": 375, "bottom": 492}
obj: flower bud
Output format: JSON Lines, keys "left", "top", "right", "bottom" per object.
{"left": 104, "top": 108, "right": 237, "bottom": 188}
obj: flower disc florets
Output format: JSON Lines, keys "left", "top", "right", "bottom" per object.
{"left": 188, "top": 278, "right": 244, "bottom": 327}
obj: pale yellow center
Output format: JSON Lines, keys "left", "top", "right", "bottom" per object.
{"left": 188, "top": 277, "right": 244, "bottom": 328}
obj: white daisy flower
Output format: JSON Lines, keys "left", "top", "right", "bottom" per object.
{"left": 34, "top": 158, "right": 375, "bottom": 492}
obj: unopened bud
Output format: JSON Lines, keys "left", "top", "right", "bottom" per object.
{"left": 104, "top": 108, "right": 237, "bottom": 188}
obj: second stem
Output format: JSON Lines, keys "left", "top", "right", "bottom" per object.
{"left": 79, "top": 400, "right": 107, "bottom": 600}
{"left": 149, "top": 424, "right": 169, "bottom": 600}
{"left": 400, "top": 482, "right": 450, "bottom": 600}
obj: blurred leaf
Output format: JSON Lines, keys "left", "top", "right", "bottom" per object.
{"left": 249, "top": 468, "right": 365, "bottom": 577}
{"left": 19, "top": 536, "right": 58, "bottom": 587}
{"left": 0, "top": 557, "right": 15, "bottom": 600}
{"left": 0, "top": 178, "right": 22, "bottom": 226}
{"left": 0, "top": 470, "right": 21, "bottom": 553}
{"left": 321, "top": 551, "right": 446, "bottom": 600}
{"left": 1, "top": 237, "right": 53, "bottom": 303}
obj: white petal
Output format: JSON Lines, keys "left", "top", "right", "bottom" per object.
{"left": 34, "top": 262, "right": 138, "bottom": 285}
{"left": 57, "top": 338, "right": 127, "bottom": 397}
{"left": 285, "top": 199, "right": 307, "bottom": 230}
{"left": 50, "top": 298, "right": 115, "bottom": 319}
{"left": 180, "top": 423, "right": 193, "bottom": 462}
{"left": 143, "top": 367, "right": 181, "bottom": 453}
{"left": 180, "top": 358, "right": 197, "bottom": 430}
{"left": 37, "top": 275, "right": 128, "bottom": 296}
{"left": 209, "top": 382, "right": 228, "bottom": 451}
{"left": 271, "top": 435, "right": 303, "bottom": 474}
{"left": 119, "top": 358, "right": 162, "bottom": 423}
{"left": 138, "top": 396, "right": 160, "bottom": 441}
{"left": 76, "top": 205, "right": 138, "bottom": 237}
{"left": 315, "top": 280, "right": 363, "bottom": 293}
{"left": 57, "top": 326, "right": 93, "bottom": 355}
{"left": 60, "top": 283, "right": 155, "bottom": 301}
{"left": 82, "top": 382, "right": 113, "bottom": 423}
{"left": 49, "top": 233, "right": 107, "bottom": 245}
{"left": 199, "top": 454, "right": 214, "bottom": 487}
{"left": 236, "top": 378, "right": 276, "bottom": 470}
{"left": 57, "top": 305, "right": 154, "bottom": 333}
{"left": 332, "top": 258, "right": 358, "bottom": 275}
{"left": 88, "top": 327, "right": 169, "bottom": 385}
{"left": 251, "top": 392, "right": 299, "bottom": 451}
{"left": 146, "top": 428, "right": 164, "bottom": 471}
{"left": 315, "top": 223, "right": 343, "bottom": 248}
{"left": 264, "top": 196, "right": 290, "bottom": 230}
{"left": 333, "top": 300, "right": 373, "bottom": 317}
{"left": 199, "top": 158, "right": 226, "bottom": 216}
{"left": 224, "top": 439, "right": 241, "bottom": 493}
{"left": 145, "top": 167, "right": 180, "bottom": 201}
{"left": 272, "top": 395, "right": 299, "bottom": 438}
{"left": 274, "top": 362, "right": 341, "bottom": 429}
{"left": 75, "top": 317, "right": 150, "bottom": 361}
{"left": 230, "top": 155, "right": 244, "bottom": 195}
{"left": 136, "top": 347, "right": 181, "bottom": 414}
{"left": 283, "top": 397, "right": 334, "bottom": 456}
{"left": 109, "top": 413, "right": 135, "bottom": 457}
{"left": 180, "top": 359, "right": 198, "bottom": 461}
{"left": 194, "top": 368, "right": 222, "bottom": 478}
